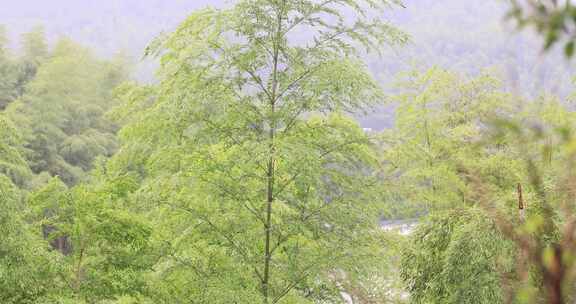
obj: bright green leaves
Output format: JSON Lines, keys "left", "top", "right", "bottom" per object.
{"left": 393, "top": 67, "right": 576, "bottom": 303}
{"left": 28, "top": 175, "right": 155, "bottom": 302}
{"left": 109, "top": 0, "right": 406, "bottom": 302}
{"left": 389, "top": 69, "right": 522, "bottom": 303}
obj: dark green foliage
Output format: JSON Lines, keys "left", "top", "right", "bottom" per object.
{"left": 106, "top": 0, "right": 407, "bottom": 302}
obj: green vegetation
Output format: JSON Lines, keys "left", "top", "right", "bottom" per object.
{"left": 2, "top": 0, "right": 576, "bottom": 303}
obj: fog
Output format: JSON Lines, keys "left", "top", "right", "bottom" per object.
{"left": 2, "top": 0, "right": 574, "bottom": 129}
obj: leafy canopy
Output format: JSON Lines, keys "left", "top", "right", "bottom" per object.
{"left": 110, "top": 0, "right": 407, "bottom": 303}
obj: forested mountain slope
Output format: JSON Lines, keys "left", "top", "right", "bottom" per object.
{"left": 2, "top": 0, "right": 573, "bottom": 129}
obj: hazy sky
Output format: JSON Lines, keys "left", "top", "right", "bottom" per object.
{"left": 0, "top": 0, "right": 229, "bottom": 55}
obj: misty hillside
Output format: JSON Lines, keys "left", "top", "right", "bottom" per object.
{"left": 3, "top": 1, "right": 573, "bottom": 127}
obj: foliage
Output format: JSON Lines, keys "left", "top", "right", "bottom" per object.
{"left": 3, "top": 2, "right": 576, "bottom": 304}
{"left": 0, "top": 113, "right": 32, "bottom": 187}
{"left": 394, "top": 69, "right": 576, "bottom": 304}
{"left": 401, "top": 208, "right": 513, "bottom": 304}
{"left": 6, "top": 38, "right": 127, "bottom": 185}
{"left": 28, "top": 173, "right": 154, "bottom": 303}
{"left": 0, "top": 26, "right": 18, "bottom": 109}
{"left": 0, "top": 127, "right": 60, "bottom": 303}
{"left": 0, "top": 27, "right": 47, "bottom": 110}
{"left": 508, "top": 0, "right": 576, "bottom": 57}
{"left": 470, "top": 113, "right": 576, "bottom": 304}
{"left": 107, "top": 0, "right": 407, "bottom": 302}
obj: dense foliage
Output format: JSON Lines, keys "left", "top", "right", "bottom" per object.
{"left": 2, "top": 1, "right": 576, "bottom": 304}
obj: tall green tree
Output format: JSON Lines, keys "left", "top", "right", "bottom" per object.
{"left": 394, "top": 68, "right": 576, "bottom": 304}
{"left": 469, "top": 108, "right": 576, "bottom": 304}
{"left": 380, "top": 68, "right": 517, "bottom": 216}
{"left": 109, "top": 0, "right": 407, "bottom": 302}
{"left": 387, "top": 69, "right": 522, "bottom": 303}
